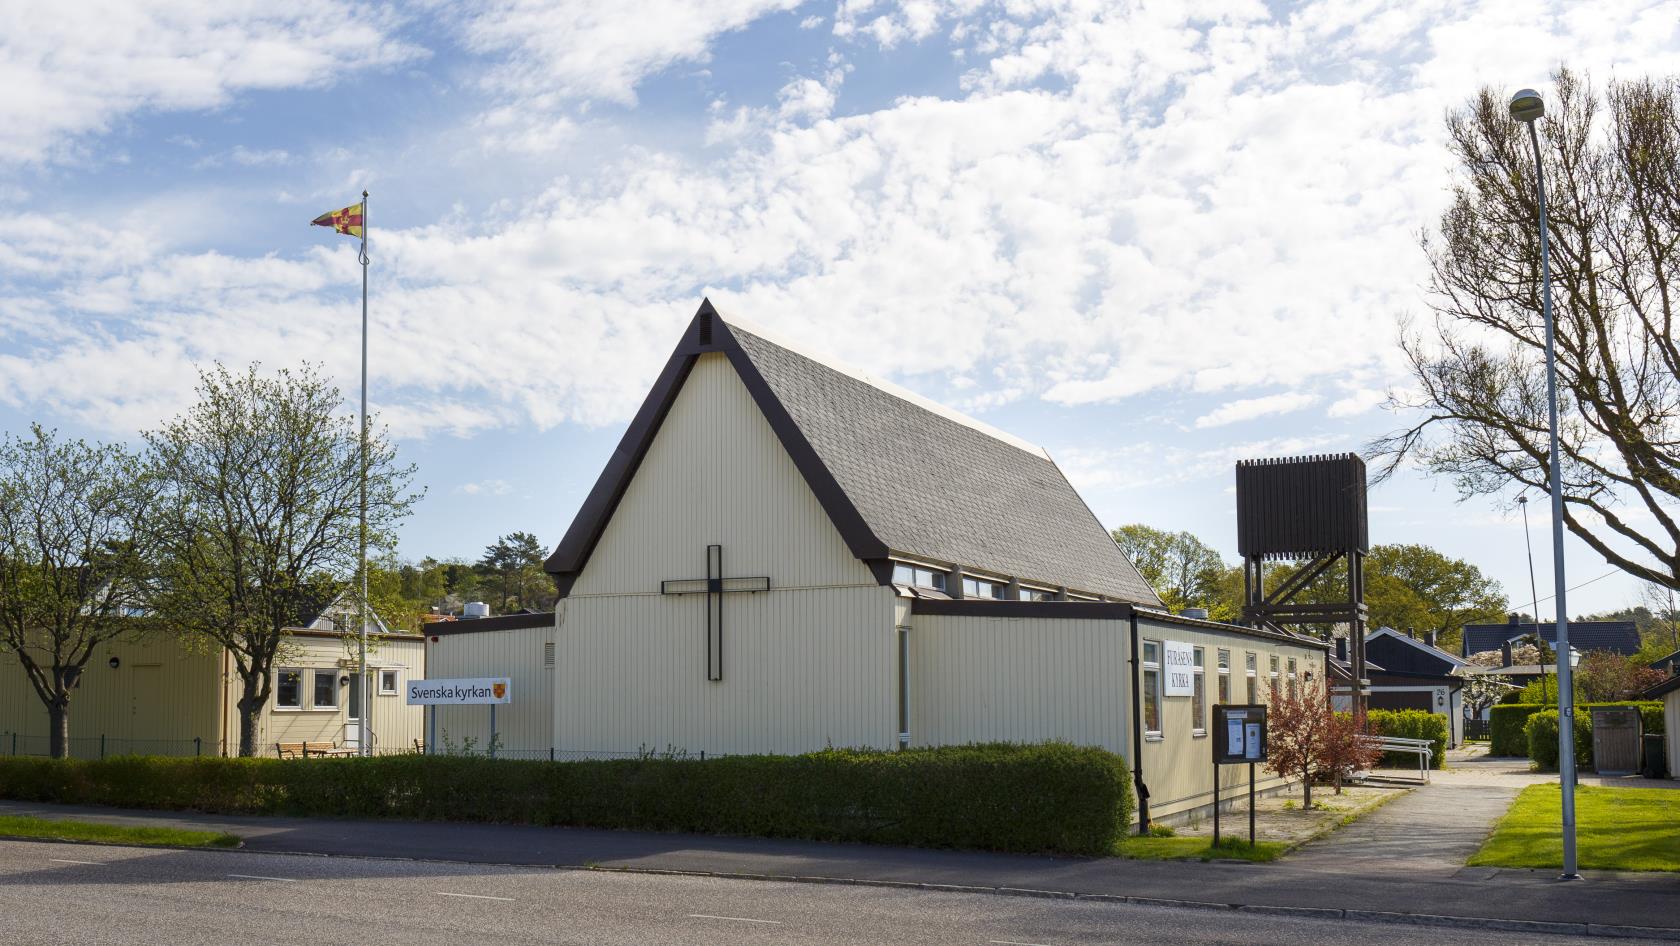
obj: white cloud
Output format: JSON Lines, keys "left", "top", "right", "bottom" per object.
{"left": 1194, "top": 392, "right": 1317, "bottom": 429}
{"left": 6, "top": 0, "right": 1680, "bottom": 447}
{"left": 455, "top": 478, "right": 512, "bottom": 496}
{"left": 1328, "top": 387, "right": 1388, "bottom": 418}
{"left": 0, "top": 1, "right": 424, "bottom": 166}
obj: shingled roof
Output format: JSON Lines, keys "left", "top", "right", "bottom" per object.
{"left": 1461, "top": 618, "right": 1641, "bottom": 658}
{"left": 545, "top": 301, "right": 1162, "bottom": 605}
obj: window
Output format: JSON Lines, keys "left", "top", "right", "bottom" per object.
{"left": 1245, "top": 652, "right": 1258, "bottom": 704}
{"left": 897, "top": 626, "right": 911, "bottom": 747}
{"left": 1216, "top": 649, "right": 1231, "bottom": 705}
{"left": 1018, "top": 587, "right": 1055, "bottom": 601}
{"left": 379, "top": 670, "right": 398, "bottom": 695}
{"left": 276, "top": 670, "right": 302, "bottom": 709}
{"left": 347, "top": 673, "right": 361, "bottom": 721}
{"left": 892, "top": 563, "right": 948, "bottom": 591}
{"left": 961, "top": 576, "right": 1008, "bottom": 599}
{"left": 1142, "top": 640, "right": 1162, "bottom": 737}
{"left": 1287, "top": 657, "right": 1298, "bottom": 693}
{"left": 313, "top": 670, "right": 338, "bottom": 708}
{"left": 1191, "top": 647, "right": 1206, "bottom": 736}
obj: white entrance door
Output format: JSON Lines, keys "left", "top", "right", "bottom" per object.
{"left": 344, "top": 673, "right": 363, "bottom": 750}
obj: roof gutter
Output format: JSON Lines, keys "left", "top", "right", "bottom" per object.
{"left": 1129, "top": 609, "right": 1151, "bottom": 834}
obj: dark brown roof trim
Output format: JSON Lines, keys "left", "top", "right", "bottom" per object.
{"left": 281, "top": 627, "right": 421, "bottom": 642}
{"left": 910, "top": 598, "right": 1134, "bottom": 620}
{"left": 545, "top": 299, "right": 891, "bottom": 594}
{"left": 907, "top": 598, "right": 1330, "bottom": 650}
{"left": 426, "top": 612, "right": 555, "bottom": 636}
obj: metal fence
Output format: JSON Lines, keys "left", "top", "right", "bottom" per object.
{"left": 1, "top": 733, "right": 709, "bottom": 763}
{"left": 0, "top": 732, "right": 206, "bottom": 759}
{"left": 1463, "top": 718, "right": 1491, "bottom": 741}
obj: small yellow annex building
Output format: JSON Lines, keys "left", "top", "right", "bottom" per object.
{"left": 0, "top": 599, "right": 425, "bottom": 758}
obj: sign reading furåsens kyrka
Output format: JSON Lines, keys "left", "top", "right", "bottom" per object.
{"left": 407, "top": 677, "right": 512, "bottom": 705}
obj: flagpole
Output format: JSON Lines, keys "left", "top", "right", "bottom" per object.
{"left": 358, "top": 189, "right": 370, "bottom": 758}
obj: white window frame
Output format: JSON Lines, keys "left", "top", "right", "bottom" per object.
{"left": 312, "top": 669, "right": 339, "bottom": 709}
{"left": 1191, "top": 646, "right": 1206, "bottom": 737}
{"left": 378, "top": 669, "right": 398, "bottom": 695}
{"left": 275, "top": 668, "right": 303, "bottom": 710}
{"left": 892, "top": 562, "right": 947, "bottom": 591}
{"left": 1018, "top": 586, "right": 1055, "bottom": 601}
{"left": 1142, "top": 639, "right": 1163, "bottom": 740}
{"left": 1245, "top": 652, "right": 1258, "bottom": 704}
{"left": 961, "top": 576, "right": 1007, "bottom": 599}
{"left": 1217, "top": 649, "right": 1231, "bottom": 705}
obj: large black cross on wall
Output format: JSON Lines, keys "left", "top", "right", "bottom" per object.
{"left": 660, "top": 544, "right": 770, "bottom": 681}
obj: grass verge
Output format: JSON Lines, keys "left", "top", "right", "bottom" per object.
{"left": 1116, "top": 836, "right": 1288, "bottom": 862}
{"left": 1469, "top": 784, "right": 1680, "bottom": 872}
{"left": 0, "top": 815, "right": 239, "bottom": 849}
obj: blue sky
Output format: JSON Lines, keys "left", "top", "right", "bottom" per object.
{"left": 2, "top": 0, "right": 1677, "bottom": 618}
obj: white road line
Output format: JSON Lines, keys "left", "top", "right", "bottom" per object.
{"left": 49, "top": 858, "right": 100, "bottom": 866}
{"left": 435, "top": 892, "right": 516, "bottom": 902}
{"left": 687, "top": 914, "right": 783, "bottom": 925}
{"left": 227, "top": 874, "right": 296, "bottom": 883}
{"left": 990, "top": 940, "right": 1054, "bottom": 946}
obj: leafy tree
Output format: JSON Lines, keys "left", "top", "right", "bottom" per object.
{"left": 1265, "top": 684, "right": 1380, "bottom": 808}
{"left": 1460, "top": 671, "right": 1513, "bottom": 723}
{"left": 145, "top": 364, "right": 419, "bottom": 756}
{"left": 475, "top": 531, "right": 549, "bottom": 613}
{"left": 1238, "top": 544, "right": 1505, "bottom": 649}
{"left": 0, "top": 426, "right": 158, "bottom": 758}
{"left": 1374, "top": 70, "right": 1680, "bottom": 594}
{"left": 1111, "top": 524, "right": 1231, "bottom": 617}
{"left": 1575, "top": 649, "right": 1666, "bottom": 701}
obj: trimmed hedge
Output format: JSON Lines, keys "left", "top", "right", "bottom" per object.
{"left": 0, "top": 742, "right": 1132, "bottom": 856}
{"left": 1368, "top": 710, "right": 1448, "bottom": 769}
{"left": 1491, "top": 702, "right": 1664, "bottom": 757}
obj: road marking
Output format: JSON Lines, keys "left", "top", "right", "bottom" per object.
{"left": 990, "top": 940, "right": 1054, "bottom": 946}
{"left": 435, "top": 892, "right": 515, "bottom": 902}
{"left": 227, "top": 874, "right": 296, "bottom": 883}
{"left": 687, "top": 914, "right": 783, "bottom": 925}
{"left": 49, "top": 858, "right": 100, "bottom": 866}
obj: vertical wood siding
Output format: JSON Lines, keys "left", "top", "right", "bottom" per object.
{"left": 0, "top": 634, "right": 220, "bottom": 757}
{"left": 908, "top": 614, "right": 1129, "bottom": 752}
{"left": 556, "top": 350, "right": 892, "bottom": 755}
{"left": 569, "top": 352, "right": 876, "bottom": 596}
{"left": 1134, "top": 616, "right": 1327, "bottom": 820}
{"left": 558, "top": 586, "right": 894, "bottom": 755}
{"left": 425, "top": 624, "right": 554, "bottom": 757}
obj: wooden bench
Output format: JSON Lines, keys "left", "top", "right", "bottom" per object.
{"left": 275, "top": 741, "right": 356, "bottom": 759}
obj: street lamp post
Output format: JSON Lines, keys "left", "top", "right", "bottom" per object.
{"left": 1509, "top": 87, "right": 1579, "bottom": 881}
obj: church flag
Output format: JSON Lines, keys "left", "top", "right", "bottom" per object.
{"left": 311, "top": 201, "right": 364, "bottom": 238}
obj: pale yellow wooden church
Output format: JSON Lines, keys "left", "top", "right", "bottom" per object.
{"left": 429, "top": 301, "right": 1328, "bottom": 823}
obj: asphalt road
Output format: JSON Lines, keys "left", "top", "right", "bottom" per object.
{"left": 0, "top": 839, "right": 1668, "bottom": 946}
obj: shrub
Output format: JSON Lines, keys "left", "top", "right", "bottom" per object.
{"left": 1367, "top": 710, "right": 1448, "bottom": 769}
{"left": 0, "top": 742, "right": 1131, "bottom": 856}
{"left": 1524, "top": 710, "right": 1592, "bottom": 771}
{"left": 1492, "top": 701, "right": 1663, "bottom": 758}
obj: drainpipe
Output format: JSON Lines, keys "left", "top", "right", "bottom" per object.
{"left": 1128, "top": 610, "right": 1151, "bottom": 833}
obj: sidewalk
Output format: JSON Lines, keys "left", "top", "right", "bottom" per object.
{"left": 2, "top": 788, "right": 1676, "bottom": 937}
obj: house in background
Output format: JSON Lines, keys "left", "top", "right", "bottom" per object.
{"left": 1362, "top": 627, "right": 1469, "bottom": 746}
{"left": 1461, "top": 614, "right": 1641, "bottom": 659}
{"left": 0, "top": 598, "right": 424, "bottom": 758}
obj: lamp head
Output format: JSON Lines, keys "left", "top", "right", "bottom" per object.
{"left": 1509, "top": 89, "right": 1544, "bottom": 123}
{"left": 1518, "top": 495, "right": 1528, "bottom": 505}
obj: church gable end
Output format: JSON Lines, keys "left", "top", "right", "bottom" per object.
{"left": 563, "top": 347, "right": 877, "bottom": 597}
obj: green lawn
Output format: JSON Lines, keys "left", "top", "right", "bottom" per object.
{"left": 1116, "top": 835, "right": 1288, "bottom": 862}
{"left": 0, "top": 815, "right": 239, "bottom": 849}
{"left": 1470, "top": 784, "right": 1680, "bottom": 872}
